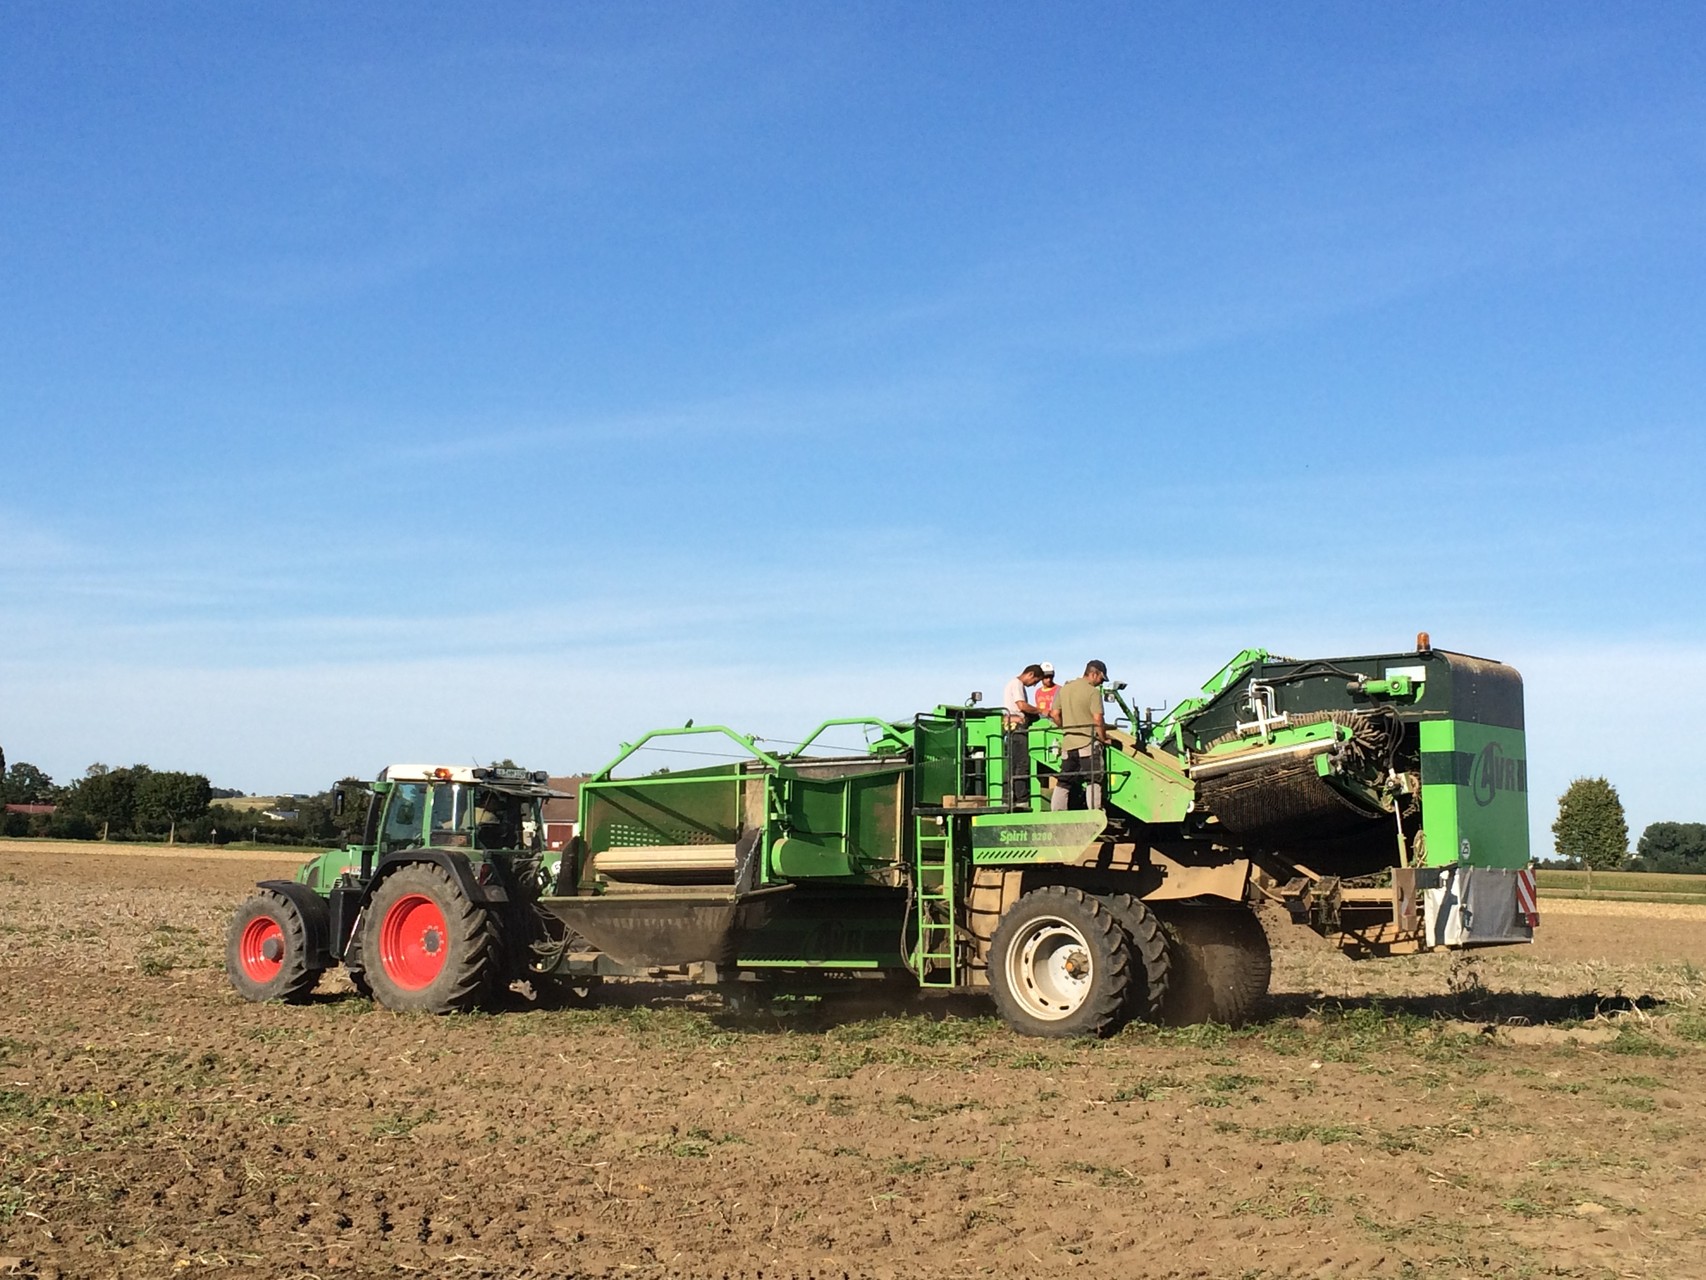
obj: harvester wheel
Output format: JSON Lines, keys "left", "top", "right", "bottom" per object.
{"left": 1155, "top": 906, "right": 1272, "bottom": 1027}
{"left": 1097, "top": 892, "right": 1172, "bottom": 1023}
{"left": 361, "top": 864, "right": 500, "bottom": 1014}
{"left": 988, "top": 886, "right": 1131, "bottom": 1038}
{"left": 225, "top": 890, "right": 323, "bottom": 1004}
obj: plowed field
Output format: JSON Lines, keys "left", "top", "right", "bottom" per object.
{"left": 3, "top": 842, "right": 1705, "bottom": 1279}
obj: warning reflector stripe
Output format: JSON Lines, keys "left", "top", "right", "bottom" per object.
{"left": 1516, "top": 867, "right": 1539, "bottom": 928}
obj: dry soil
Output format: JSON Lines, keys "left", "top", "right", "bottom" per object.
{"left": 2, "top": 842, "right": 1705, "bottom": 1279}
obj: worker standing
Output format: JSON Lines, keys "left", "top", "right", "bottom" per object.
{"left": 1034, "top": 663, "right": 1060, "bottom": 717}
{"left": 1001, "top": 664, "right": 1046, "bottom": 808}
{"left": 1050, "top": 660, "right": 1112, "bottom": 811}
{"left": 1002, "top": 664, "right": 1046, "bottom": 729}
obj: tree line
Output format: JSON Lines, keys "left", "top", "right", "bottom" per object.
{"left": 1551, "top": 776, "right": 1706, "bottom": 874}
{"left": 4, "top": 749, "right": 1701, "bottom": 870}
{"left": 1, "top": 752, "right": 363, "bottom": 846}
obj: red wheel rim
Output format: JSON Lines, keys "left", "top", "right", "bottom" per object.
{"left": 239, "top": 915, "right": 286, "bottom": 982}
{"left": 379, "top": 893, "right": 450, "bottom": 990}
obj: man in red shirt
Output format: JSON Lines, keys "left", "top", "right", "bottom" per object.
{"left": 1034, "top": 663, "right": 1060, "bottom": 718}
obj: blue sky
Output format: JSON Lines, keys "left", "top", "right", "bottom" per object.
{"left": 3, "top": 4, "right": 1702, "bottom": 848}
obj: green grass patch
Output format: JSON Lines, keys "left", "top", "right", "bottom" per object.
{"left": 1232, "top": 1187, "right": 1333, "bottom": 1218}
{"left": 1110, "top": 1073, "right": 1184, "bottom": 1102}
{"left": 1534, "top": 869, "right": 1706, "bottom": 900}
{"left": 1256, "top": 1121, "right": 1360, "bottom": 1145}
{"left": 1609, "top": 1028, "right": 1682, "bottom": 1058}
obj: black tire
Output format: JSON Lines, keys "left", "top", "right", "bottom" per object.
{"left": 341, "top": 933, "right": 374, "bottom": 1000}
{"left": 988, "top": 886, "right": 1132, "bottom": 1038}
{"left": 1097, "top": 892, "right": 1172, "bottom": 1024}
{"left": 1155, "top": 906, "right": 1272, "bottom": 1027}
{"left": 360, "top": 863, "right": 501, "bottom": 1014}
{"left": 226, "top": 890, "right": 323, "bottom": 1004}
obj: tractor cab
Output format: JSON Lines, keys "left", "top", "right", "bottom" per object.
{"left": 368, "top": 764, "right": 551, "bottom": 858}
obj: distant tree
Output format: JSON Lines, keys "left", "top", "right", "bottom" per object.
{"left": 1552, "top": 777, "right": 1629, "bottom": 873}
{"left": 2, "top": 762, "right": 57, "bottom": 805}
{"left": 331, "top": 779, "right": 371, "bottom": 840}
{"left": 137, "top": 771, "right": 213, "bottom": 841}
{"left": 290, "top": 791, "right": 342, "bottom": 843}
{"left": 65, "top": 764, "right": 150, "bottom": 838}
{"left": 180, "top": 802, "right": 252, "bottom": 845}
{"left": 1632, "top": 822, "right": 1706, "bottom": 875}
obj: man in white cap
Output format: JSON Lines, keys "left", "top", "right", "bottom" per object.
{"left": 1034, "top": 663, "right": 1060, "bottom": 719}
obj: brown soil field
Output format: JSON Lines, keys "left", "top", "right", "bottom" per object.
{"left": 3, "top": 843, "right": 1706, "bottom": 1279}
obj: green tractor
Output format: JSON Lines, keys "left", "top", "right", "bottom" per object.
{"left": 228, "top": 638, "right": 1537, "bottom": 1037}
{"left": 225, "top": 764, "right": 576, "bottom": 1012}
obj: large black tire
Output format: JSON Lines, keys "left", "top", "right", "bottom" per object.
{"left": 341, "top": 934, "right": 374, "bottom": 1000}
{"left": 360, "top": 863, "right": 501, "bottom": 1014}
{"left": 988, "top": 886, "right": 1132, "bottom": 1038}
{"left": 1096, "top": 892, "right": 1172, "bottom": 1024}
{"left": 226, "top": 890, "right": 323, "bottom": 1004}
{"left": 1155, "top": 906, "right": 1272, "bottom": 1027}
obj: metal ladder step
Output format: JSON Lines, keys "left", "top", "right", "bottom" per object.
{"left": 913, "top": 820, "right": 959, "bottom": 987}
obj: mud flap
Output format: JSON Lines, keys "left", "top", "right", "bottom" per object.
{"left": 1423, "top": 866, "right": 1536, "bottom": 947}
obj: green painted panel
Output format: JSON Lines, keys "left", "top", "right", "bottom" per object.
{"left": 850, "top": 770, "right": 906, "bottom": 869}
{"left": 1418, "top": 720, "right": 1529, "bottom": 868}
{"left": 970, "top": 810, "right": 1107, "bottom": 864}
{"left": 1102, "top": 743, "right": 1194, "bottom": 824}
{"left": 737, "top": 891, "right": 907, "bottom": 966}
{"left": 771, "top": 833, "right": 854, "bottom": 877}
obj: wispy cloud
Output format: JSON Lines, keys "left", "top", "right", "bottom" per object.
{"left": 383, "top": 373, "right": 998, "bottom": 463}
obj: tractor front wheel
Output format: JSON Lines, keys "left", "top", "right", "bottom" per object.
{"left": 988, "top": 886, "right": 1132, "bottom": 1038}
{"left": 226, "top": 890, "right": 323, "bottom": 1004}
{"left": 360, "top": 864, "right": 500, "bottom": 1014}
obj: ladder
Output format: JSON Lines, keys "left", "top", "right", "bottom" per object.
{"left": 912, "top": 815, "right": 960, "bottom": 987}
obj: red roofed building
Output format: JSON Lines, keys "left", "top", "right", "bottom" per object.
{"left": 542, "top": 776, "right": 585, "bottom": 851}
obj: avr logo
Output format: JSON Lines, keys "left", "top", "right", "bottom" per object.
{"left": 1471, "top": 742, "right": 1527, "bottom": 807}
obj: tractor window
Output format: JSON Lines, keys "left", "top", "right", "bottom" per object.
{"left": 470, "top": 791, "right": 524, "bottom": 851}
{"left": 429, "top": 783, "right": 474, "bottom": 847}
{"left": 380, "top": 783, "right": 428, "bottom": 851}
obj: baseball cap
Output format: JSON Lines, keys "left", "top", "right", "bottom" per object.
{"left": 1039, "top": 662, "right": 1054, "bottom": 676}
{"left": 1086, "top": 659, "right": 1108, "bottom": 676}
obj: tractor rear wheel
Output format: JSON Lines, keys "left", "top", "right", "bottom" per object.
{"left": 1097, "top": 892, "right": 1172, "bottom": 1023}
{"left": 1156, "top": 905, "right": 1272, "bottom": 1027}
{"left": 226, "top": 890, "right": 323, "bottom": 1004}
{"left": 361, "top": 864, "right": 500, "bottom": 1014}
{"left": 988, "top": 886, "right": 1131, "bottom": 1038}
